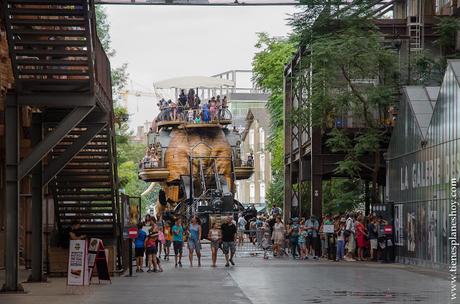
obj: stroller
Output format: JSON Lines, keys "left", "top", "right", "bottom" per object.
{"left": 261, "top": 231, "right": 272, "bottom": 259}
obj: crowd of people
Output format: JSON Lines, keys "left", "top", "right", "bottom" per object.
{"left": 66, "top": 208, "right": 393, "bottom": 275}
{"left": 244, "top": 210, "right": 393, "bottom": 262}
{"left": 133, "top": 213, "right": 244, "bottom": 272}
{"left": 153, "top": 89, "right": 230, "bottom": 127}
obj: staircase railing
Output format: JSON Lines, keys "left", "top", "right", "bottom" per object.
{"left": 94, "top": 35, "right": 112, "bottom": 107}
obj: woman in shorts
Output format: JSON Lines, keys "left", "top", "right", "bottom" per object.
{"left": 163, "top": 222, "right": 172, "bottom": 261}
{"left": 172, "top": 218, "right": 184, "bottom": 267}
{"left": 145, "top": 231, "right": 161, "bottom": 272}
{"left": 208, "top": 222, "right": 221, "bottom": 267}
{"left": 187, "top": 216, "right": 202, "bottom": 267}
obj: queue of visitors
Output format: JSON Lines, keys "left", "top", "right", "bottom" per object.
{"left": 243, "top": 211, "right": 393, "bottom": 262}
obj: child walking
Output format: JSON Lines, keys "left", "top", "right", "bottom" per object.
{"left": 261, "top": 231, "right": 271, "bottom": 259}
{"left": 145, "top": 231, "right": 162, "bottom": 272}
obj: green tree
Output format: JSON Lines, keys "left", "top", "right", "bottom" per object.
{"left": 289, "top": 3, "right": 400, "bottom": 210}
{"left": 252, "top": 33, "right": 295, "bottom": 209}
{"left": 95, "top": 5, "right": 158, "bottom": 212}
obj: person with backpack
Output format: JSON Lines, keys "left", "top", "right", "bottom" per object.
{"left": 345, "top": 213, "right": 356, "bottom": 261}
{"left": 305, "top": 215, "right": 320, "bottom": 259}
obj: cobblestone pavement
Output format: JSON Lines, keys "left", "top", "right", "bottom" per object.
{"left": 0, "top": 246, "right": 454, "bottom": 304}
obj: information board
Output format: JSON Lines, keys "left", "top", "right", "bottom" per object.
{"left": 67, "top": 240, "right": 88, "bottom": 286}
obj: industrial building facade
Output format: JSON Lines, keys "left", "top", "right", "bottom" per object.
{"left": 386, "top": 60, "right": 460, "bottom": 269}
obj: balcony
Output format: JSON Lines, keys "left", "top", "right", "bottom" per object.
{"left": 155, "top": 107, "right": 232, "bottom": 130}
{"left": 138, "top": 160, "right": 170, "bottom": 182}
{"left": 234, "top": 159, "right": 254, "bottom": 180}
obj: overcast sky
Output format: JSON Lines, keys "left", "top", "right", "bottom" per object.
{"left": 105, "top": 5, "right": 295, "bottom": 130}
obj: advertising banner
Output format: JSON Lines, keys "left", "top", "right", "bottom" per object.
{"left": 67, "top": 240, "right": 88, "bottom": 286}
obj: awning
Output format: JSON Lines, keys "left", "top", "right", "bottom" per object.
{"left": 154, "top": 76, "right": 235, "bottom": 89}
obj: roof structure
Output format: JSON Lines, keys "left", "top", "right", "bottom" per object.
{"left": 154, "top": 76, "right": 235, "bottom": 89}
{"left": 403, "top": 86, "right": 439, "bottom": 138}
{"left": 388, "top": 60, "right": 460, "bottom": 159}
{"left": 241, "top": 108, "right": 270, "bottom": 141}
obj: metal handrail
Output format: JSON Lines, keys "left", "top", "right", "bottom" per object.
{"left": 156, "top": 106, "right": 232, "bottom": 124}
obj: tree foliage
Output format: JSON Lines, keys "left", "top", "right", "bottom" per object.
{"left": 289, "top": 2, "right": 400, "bottom": 209}
{"left": 95, "top": 5, "right": 156, "bottom": 212}
{"left": 252, "top": 33, "right": 295, "bottom": 209}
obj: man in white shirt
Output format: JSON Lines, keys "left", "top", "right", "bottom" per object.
{"left": 345, "top": 213, "right": 356, "bottom": 261}
{"left": 237, "top": 214, "right": 247, "bottom": 246}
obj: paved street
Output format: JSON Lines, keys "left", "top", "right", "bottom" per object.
{"left": 0, "top": 247, "right": 453, "bottom": 304}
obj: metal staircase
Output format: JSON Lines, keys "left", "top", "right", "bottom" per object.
{"left": 50, "top": 125, "right": 118, "bottom": 237}
{"left": 2, "top": 0, "right": 119, "bottom": 238}
{"left": 407, "top": 0, "right": 424, "bottom": 54}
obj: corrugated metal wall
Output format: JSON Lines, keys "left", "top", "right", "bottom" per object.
{"left": 387, "top": 62, "right": 460, "bottom": 269}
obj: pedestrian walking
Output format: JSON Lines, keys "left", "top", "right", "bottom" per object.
{"left": 163, "top": 222, "right": 172, "bottom": 261}
{"left": 237, "top": 213, "right": 247, "bottom": 246}
{"left": 172, "top": 217, "right": 184, "bottom": 267}
{"left": 271, "top": 216, "right": 285, "bottom": 257}
{"left": 208, "top": 222, "right": 222, "bottom": 267}
{"left": 145, "top": 230, "right": 161, "bottom": 272}
{"left": 221, "top": 215, "right": 237, "bottom": 267}
{"left": 187, "top": 216, "right": 202, "bottom": 267}
{"left": 134, "top": 222, "right": 147, "bottom": 272}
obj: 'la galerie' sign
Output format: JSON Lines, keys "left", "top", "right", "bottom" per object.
{"left": 399, "top": 154, "right": 460, "bottom": 191}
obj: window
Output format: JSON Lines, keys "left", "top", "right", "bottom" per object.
{"left": 249, "top": 182, "right": 255, "bottom": 204}
{"left": 260, "top": 154, "right": 265, "bottom": 181}
{"left": 260, "top": 183, "right": 266, "bottom": 204}
{"left": 249, "top": 129, "right": 254, "bottom": 152}
{"left": 235, "top": 181, "right": 241, "bottom": 200}
{"left": 259, "top": 127, "right": 265, "bottom": 151}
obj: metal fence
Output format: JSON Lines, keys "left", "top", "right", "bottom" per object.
{"left": 234, "top": 229, "right": 272, "bottom": 257}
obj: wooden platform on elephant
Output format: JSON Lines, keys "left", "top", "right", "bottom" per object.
{"left": 181, "top": 123, "right": 223, "bottom": 129}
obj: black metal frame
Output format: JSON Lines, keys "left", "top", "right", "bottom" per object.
{"left": 1, "top": 0, "right": 118, "bottom": 291}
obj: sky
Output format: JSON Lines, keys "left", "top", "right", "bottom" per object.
{"left": 105, "top": 5, "right": 295, "bottom": 130}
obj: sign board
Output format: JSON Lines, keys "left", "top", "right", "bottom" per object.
{"left": 67, "top": 240, "right": 88, "bottom": 286}
{"left": 87, "top": 238, "right": 111, "bottom": 284}
{"left": 384, "top": 225, "right": 393, "bottom": 234}
{"left": 128, "top": 228, "right": 138, "bottom": 239}
{"left": 323, "top": 224, "right": 335, "bottom": 234}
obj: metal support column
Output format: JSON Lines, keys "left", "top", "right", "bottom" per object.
{"left": 311, "top": 128, "right": 323, "bottom": 218}
{"left": 283, "top": 164, "right": 292, "bottom": 223}
{"left": 29, "top": 113, "right": 44, "bottom": 282}
{"left": 1, "top": 95, "right": 23, "bottom": 292}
